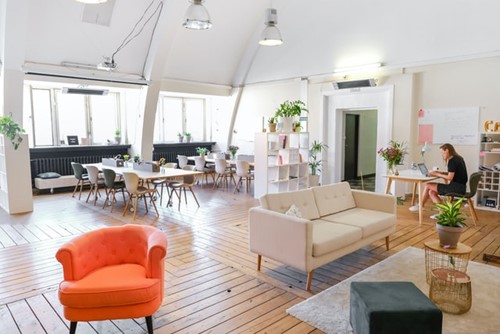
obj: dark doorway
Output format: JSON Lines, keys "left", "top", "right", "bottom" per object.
{"left": 343, "top": 114, "right": 359, "bottom": 181}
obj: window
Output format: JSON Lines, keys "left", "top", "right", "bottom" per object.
{"left": 154, "top": 96, "right": 206, "bottom": 142}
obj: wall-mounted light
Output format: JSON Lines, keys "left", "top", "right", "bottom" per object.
{"left": 334, "top": 62, "right": 382, "bottom": 75}
{"left": 183, "top": 0, "right": 212, "bottom": 30}
{"left": 259, "top": 8, "right": 283, "bottom": 46}
{"left": 75, "top": 0, "right": 108, "bottom": 4}
{"left": 421, "top": 141, "right": 431, "bottom": 162}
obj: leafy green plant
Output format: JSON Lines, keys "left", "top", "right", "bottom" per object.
{"left": 114, "top": 129, "right": 121, "bottom": 136}
{"left": 133, "top": 154, "right": 141, "bottom": 163}
{"left": 275, "top": 100, "right": 308, "bottom": 118}
{"left": 196, "top": 147, "right": 208, "bottom": 155}
{"left": 309, "top": 140, "right": 328, "bottom": 175}
{"left": 434, "top": 197, "right": 467, "bottom": 227}
{"left": 0, "top": 115, "right": 25, "bottom": 150}
{"left": 268, "top": 116, "right": 277, "bottom": 124}
{"left": 184, "top": 132, "right": 191, "bottom": 136}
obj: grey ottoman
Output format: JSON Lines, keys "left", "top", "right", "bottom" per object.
{"left": 350, "top": 281, "right": 442, "bottom": 334}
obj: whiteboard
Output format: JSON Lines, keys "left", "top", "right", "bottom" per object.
{"left": 417, "top": 107, "right": 479, "bottom": 145}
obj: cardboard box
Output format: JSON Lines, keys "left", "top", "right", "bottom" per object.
{"left": 133, "top": 162, "right": 160, "bottom": 172}
{"left": 102, "top": 158, "right": 124, "bottom": 167}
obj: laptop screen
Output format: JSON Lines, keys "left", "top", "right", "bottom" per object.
{"left": 417, "top": 163, "right": 429, "bottom": 176}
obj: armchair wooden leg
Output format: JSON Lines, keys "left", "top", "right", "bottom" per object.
{"left": 145, "top": 315, "right": 154, "bottom": 334}
{"left": 306, "top": 271, "right": 314, "bottom": 291}
{"left": 69, "top": 321, "right": 77, "bottom": 334}
{"left": 257, "top": 254, "right": 262, "bottom": 271}
{"left": 385, "top": 236, "right": 390, "bottom": 250}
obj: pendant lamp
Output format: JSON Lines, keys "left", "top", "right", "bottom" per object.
{"left": 259, "top": 8, "right": 283, "bottom": 46}
{"left": 183, "top": 0, "right": 212, "bottom": 30}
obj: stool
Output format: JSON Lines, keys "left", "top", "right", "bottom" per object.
{"left": 429, "top": 268, "right": 472, "bottom": 314}
{"left": 350, "top": 281, "right": 442, "bottom": 334}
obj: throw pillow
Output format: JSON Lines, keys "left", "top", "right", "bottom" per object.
{"left": 285, "top": 204, "right": 302, "bottom": 218}
{"left": 37, "top": 172, "right": 61, "bottom": 179}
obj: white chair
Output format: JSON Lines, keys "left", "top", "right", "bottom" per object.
{"left": 85, "top": 165, "right": 104, "bottom": 206}
{"left": 152, "top": 162, "right": 177, "bottom": 206}
{"left": 177, "top": 155, "right": 188, "bottom": 169}
{"left": 194, "top": 156, "right": 215, "bottom": 185}
{"left": 167, "top": 165, "right": 200, "bottom": 210}
{"left": 122, "top": 172, "right": 159, "bottom": 220}
{"left": 234, "top": 160, "right": 253, "bottom": 194}
{"left": 214, "top": 158, "right": 236, "bottom": 190}
{"left": 237, "top": 154, "right": 254, "bottom": 163}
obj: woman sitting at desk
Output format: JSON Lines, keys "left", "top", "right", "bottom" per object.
{"left": 409, "top": 143, "right": 468, "bottom": 219}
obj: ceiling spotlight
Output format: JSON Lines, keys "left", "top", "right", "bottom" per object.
{"left": 183, "top": 0, "right": 212, "bottom": 30}
{"left": 259, "top": 8, "right": 283, "bottom": 46}
{"left": 97, "top": 57, "right": 116, "bottom": 71}
{"left": 75, "top": 0, "right": 108, "bottom": 4}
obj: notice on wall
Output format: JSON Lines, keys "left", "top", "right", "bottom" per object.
{"left": 417, "top": 107, "right": 479, "bottom": 145}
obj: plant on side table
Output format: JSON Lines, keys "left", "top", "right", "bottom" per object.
{"left": 434, "top": 197, "right": 467, "bottom": 249}
{"left": 0, "top": 115, "right": 25, "bottom": 150}
{"left": 308, "top": 140, "right": 328, "bottom": 186}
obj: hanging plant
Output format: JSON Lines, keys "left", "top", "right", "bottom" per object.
{"left": 0, "top": 115, "right": 25, "bottom": 150}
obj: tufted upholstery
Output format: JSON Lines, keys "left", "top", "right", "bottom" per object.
{"left": 312, "top": 182, "right": 356, "bottom": 216}
{"left": 260, "top": 189, "right": 321, "bottom": 220}
{"left": 55, "top": 225, "right": 167, "bottom": 334}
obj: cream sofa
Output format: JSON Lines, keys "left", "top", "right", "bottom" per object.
{"left": 248, "top": 182, "right": 397, "bottom": 290}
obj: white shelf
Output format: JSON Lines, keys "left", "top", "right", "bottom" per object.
{"left": 254, "top": 132, "right": 310, "bottom": 198}
{"left": 476, "top": 132, "right": 500, "bottom": 211}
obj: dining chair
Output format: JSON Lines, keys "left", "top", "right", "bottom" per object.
{"left": 234, "top": 160, "right": 253, "bottom": 193}
{"left": 445, "top": 171, "right": 482, "bottom": 226}
{"left": 122, "top": 172, "right": 159, "bottom": 220}
{"left": 71, "top": 162, "right": 90, "bottom": 200}
{"left": 177, "top": 155, "right": 188, "bottom": 169}
{"left": 167, "top": 165, "right": 200, "bottom": 210}
{"left": 101, "top": 168, "right": 126, "bottom": 213}
{"left": 194, "top": 156, "right": 215, "bottom": 185}
{"left": 85, "top": 165, "right": 104, "bottom": 206}
{"left": 152, "top": 162, "right": 178, "bottom": 206}
{"left": 214, "top": 158, "right": 236, "bottom": 190}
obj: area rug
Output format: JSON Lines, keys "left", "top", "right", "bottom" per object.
{"left": 287, "top": 247, "right": 500, "bottom": 334}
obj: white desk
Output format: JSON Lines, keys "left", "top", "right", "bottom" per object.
{"left": 384, "top": 169, "right": 438, "bottom": 225}
{"left": 84, "top": 163, "right": 202, "bottom": 182}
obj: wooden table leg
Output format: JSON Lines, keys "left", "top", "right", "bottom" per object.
{"left": 417, "top": 181, "right": 423, "bottom": 225}
{"left": 385, "top": 178, "right": 393, "bottom": 194}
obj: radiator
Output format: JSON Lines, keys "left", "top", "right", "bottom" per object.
{"left": 30, "top": 155, "right": 111, "bottom": 179}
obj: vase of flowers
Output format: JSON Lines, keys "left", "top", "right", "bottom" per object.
{"left": 228, "top": 144, "right": 239, "bottom": 160}
{"left": 377, "top": 140, "right": 407, "bottom": 175}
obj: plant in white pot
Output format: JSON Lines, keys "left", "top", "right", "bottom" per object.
{"left": 275, "top": 100, "right": 308, "bottom": 132}
{"left": 434, "top": 197, "right": 467, "bottom": 248}
{"left": 308, "top": 140, "right": 328, "bottom": 187}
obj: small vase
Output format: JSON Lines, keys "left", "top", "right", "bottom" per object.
{"left": 230, "top": 152, "right": 237, "bottom": 160}
{"left": 393, "top": 167, "right": 399, "bottom": 176}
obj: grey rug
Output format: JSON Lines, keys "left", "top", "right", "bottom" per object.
{"left": 287, "top": 247, "right": 500, "bottom": 334}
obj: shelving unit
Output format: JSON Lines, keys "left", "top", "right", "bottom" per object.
{"left": 476, "top": 132, "right": 500, "bottom": 211}
{"left": 254, "top": 132, "right": 309, "bottom": 198}
{"left": 0, "top": 134, "right": 33, "bottom": 214}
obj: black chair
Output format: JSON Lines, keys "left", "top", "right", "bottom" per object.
{"left": 446, "top": 171, "right": 482, "bottom": 226}
{"left": 102, "top": 168, "right": 126, "bottom": 213}
{"left": 71, "top": 162, "right": 90, "bottom": 200}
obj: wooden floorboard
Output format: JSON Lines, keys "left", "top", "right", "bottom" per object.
{"left": 0, "top": 183, "right": 499, "bottom": 333}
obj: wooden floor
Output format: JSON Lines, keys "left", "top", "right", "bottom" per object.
{"left": 0, "top": 183, "right": 499, "bottom": 334}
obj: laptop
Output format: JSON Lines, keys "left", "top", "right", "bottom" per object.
{"left": 417, "top": 163, "right": 430, "bottom": 176}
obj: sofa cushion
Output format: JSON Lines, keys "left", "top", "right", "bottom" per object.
{"left": 321, "top": 208, "right": 395, "bottom": 238}
{"left": 312, "top": 182, "right": 356, "bottom": 216}
{"left": 312, "top": 220, "right": 362, "bottom": 257}
{"left": 260, "top": 189, "right": 320, "bottom": 220}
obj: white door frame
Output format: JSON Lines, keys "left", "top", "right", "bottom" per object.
{"left": 321, "top": 85, "right": 394, "bottom": 193}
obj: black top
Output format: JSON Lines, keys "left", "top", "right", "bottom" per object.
{"left": 448, "top": 156, "right": 468, "bottom": 185}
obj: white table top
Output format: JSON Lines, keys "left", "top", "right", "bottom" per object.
{"left": 84, "top": 163, "right": 202, "bottom": 181}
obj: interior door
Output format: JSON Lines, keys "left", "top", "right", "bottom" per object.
{"left": 344, "top": 114, "right": 359, "bottom": 181}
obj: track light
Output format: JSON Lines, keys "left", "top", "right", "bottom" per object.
{"left": 183, "top": 0, "right": 212, "bottom": 30}
{"left": 259, "top": 8, "right": 283, "bottom": 46}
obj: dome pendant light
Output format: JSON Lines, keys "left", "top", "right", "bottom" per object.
{"left": 259, "top": 8, "right": 283, "bottom": 46}
{"left": 183, "top": 0, "right": 212, "bottom": 30}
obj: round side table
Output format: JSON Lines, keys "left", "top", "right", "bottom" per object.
{"left": 424, "top": 239, "right": 472, "bottom": 285}
{"left": 429, "top": 268, "right": 472, "bottom": 314}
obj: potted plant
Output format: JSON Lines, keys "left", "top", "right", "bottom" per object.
{"left": 308, "top": 140, "right": 328, "bottom": 186}
{"left": 0, "top": 115, "right": 25, "bottom": 150}
{"left": 114, "top": 129, "right": 121, "bottom": 144}
{"left": 196, "top": 147, "right": 208, "bottom": 158}
{"left": 268, "top": 116, "right": 277, "bottom": 133}
{"left": 184, "top": 132, "right": 192, "bottom": 143}
{"left": 228, "top": 144, "right": 239, "bottom": 160}
{"left": 177, "top": 132, "right": 184, "bottom": 143}
{"left": 275, "top": 100, "right": 308, "bottom": 132}
{"left": 293, "top": 121, "right": 302, "bottom": 132}
{"left": 434, "top": 197, "right": 467, "bottom": 248}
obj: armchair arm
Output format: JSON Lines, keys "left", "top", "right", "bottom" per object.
{"left": 352, "top": 190, "right": 396, "bottom": 214}
{"left": 145, "top": 230, "right": 167, "bottom": 279}
{"left": 248, "top": 207, "right": 313, "bottom": 272}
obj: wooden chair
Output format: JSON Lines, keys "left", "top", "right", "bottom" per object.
{"left": 167, "top": 165, "right": 200, "bottom": 210}
{"left": 122, "top": 172, "right": 159, "bottom": 220}
{"left": 214, "top": 158, "right": 236, "bottom": 190}
{"left": 101, "top": 168, "right": 126, "bottom": 213}
{"left": 234, "top": 160, "right": 253, "bottom": 193}
{"left": 194, "top": 156, "right": 215, "bottom": 185}
{"left": 55, "top": 225, "right": 166, "bottom": 334}
{"left": 85, "top": 165, "right": 104, "bottom": 206}
{"left": 177, "top": 155, "right": 188, "bottom": 169}
{"left": 446, "top": 171, "right": 482, "bottom": 226}
{"left": 152, "top": 162, "right": 177, "bottom": 206}
{"left": 70, "top": 162, "right": 90, "bottom": 200}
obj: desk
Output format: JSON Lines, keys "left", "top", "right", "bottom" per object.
{"left": 85, "top": 163, "right": 202, "bottom": 182}
{"left": 384, "top": 169, "right": 438, "bottom": 225}
{"left": 187, "top": 156, "right": 255, "bottom": 167}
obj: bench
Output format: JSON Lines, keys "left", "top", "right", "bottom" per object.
{"left": 34, "top": 175, "right": 78, "bottom": 193}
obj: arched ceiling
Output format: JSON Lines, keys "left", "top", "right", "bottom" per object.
{"left": 5, "top": 0, "right": 500, "bottom": 87}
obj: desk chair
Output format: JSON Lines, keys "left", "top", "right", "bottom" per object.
{"left": 234, "top": 160, "right": 253, "bottom": 193}
{"left": 214, "top": 158, "right": 237, "bottom": 190}
{"left": 152, "top": 162, "right": 177, "bottom": 206}
{"left": 194, "top": 156, "right": 215, "bottom": 185}
{"left": 71, "top": 162, "right": 89, "bottom": 200}
{"left": 102, "top": 168, "right": 126, "bottom": 213}
{"left": 122, "top": 172, "right": 159, "bottom": 220}
{"left": 167, "top": 165, "right": 200, "bottom": 210}
{"left": 85, "top": 165, "right": 104, "bottom": 206}
{"left": 55, "top": 225, "right": 166, "bottom": 334}
{"left": 177, "top": 155, "right": 188, "bottom": 169}
{"left": 446, "top": 171, "right": 482, "bottom": 226}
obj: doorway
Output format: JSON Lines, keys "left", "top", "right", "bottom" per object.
{"left": 344, "top": 114, "right": 359, "bottom": 181}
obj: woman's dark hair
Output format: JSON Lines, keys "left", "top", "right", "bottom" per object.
{"left": 440, "top": 143, "right": 462, "bottom": 159}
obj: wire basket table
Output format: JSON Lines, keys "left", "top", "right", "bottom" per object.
{"left": 424, "top": 239, "right": 472, "bottom": 284}
{"left": 429, "top": 268, "right": 472, "bottom": 314}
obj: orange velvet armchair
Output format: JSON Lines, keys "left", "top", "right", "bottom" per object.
{"left": 55, "top": 225, "right": 167, "bottom": 334}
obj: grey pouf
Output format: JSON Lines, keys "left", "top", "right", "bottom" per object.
{"left": 350, "top": 281, "right": 442, "bottom": 334}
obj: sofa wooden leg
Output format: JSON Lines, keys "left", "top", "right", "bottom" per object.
{"left": 385, "top": 236, "right": 390, "bottom": 250}
{"left": 69, "top": 321, "right": 77, "bottom": 334}
{"left": 145, "top": 315, "right": 153, "bottom": 334}
{"left": 257, "top": 254, "right": 262, "bottom": 271}
{"left": 306, "top": 271, "right": 314, "bottom": 290}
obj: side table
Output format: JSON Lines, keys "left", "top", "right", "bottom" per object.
{"left": 424, "top": 240, "right": 472, "bottom": 284}
{"left": 429, "top": 268, "right": 472, "bottom": 314}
